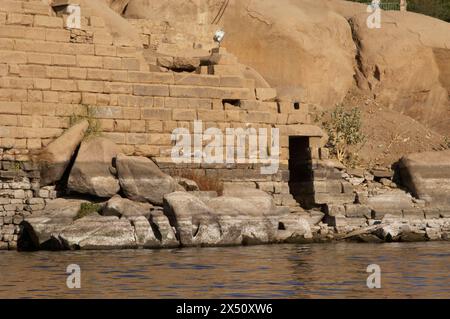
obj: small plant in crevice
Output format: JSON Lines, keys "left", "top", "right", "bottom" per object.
{"left": 69, "top": 104, "right": 101, "bottom": 140}
{"left": 11, "top": 162, "right": 22, "bottom": 172}
{"left": 318, "top": 105, "right": 366, "bottom": 166}
{"left": 75, "top": 203, "right": 102, "bottom": 220}
{"left": 444, "top": 136, "right": 450, "bottom": 149}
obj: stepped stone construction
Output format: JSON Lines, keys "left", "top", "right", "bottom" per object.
{"left": 0, "top": 0, "right": 449, "bottom": 250}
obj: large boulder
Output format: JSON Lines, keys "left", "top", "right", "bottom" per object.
{"left": 116, "top": 154, "right": 177, "bottom": 205}
{"left": 18, "top": 198, "right": 89, "bottom": 250}
{"left": 222, "top": 187, "right": 276, "bottom": 216}
{"left": 103, "top": 195, "right": 153, "bottom": 219}
{"left": 398, "top": 150, "right": 450, "bottom": 206}
{"left": 38, "top": 120, "right": 89, "bottom": 186}
{"left": 20, "top": 216, "right": 71, "bottom": 251}
{"left": 34, "top": 198, "right": 90, "bottom": 219}
{"left": 68, "top": 137, "right": 121, "bottom": 198}
{"left": 163, "top": 192, "right": 221, "bottom": 246}
{"left": 58, "top": 215, "right": 137, "bottom": 250}
{"left": 207, "top": 196, "right": 278, "bottom": 245}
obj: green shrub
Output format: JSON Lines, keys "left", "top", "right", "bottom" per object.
{"left": 69, "top": 105, "right": 101, "bottom": 139}
{"left": 320, "top": 105, "right": 366, "bottom": 165}
{"left": 75, "top": 203, "right": 102, "bottom": 220}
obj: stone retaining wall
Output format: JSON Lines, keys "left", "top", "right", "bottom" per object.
{"left": 0, "top": 0, "right": 318, "bottom": 166}
{"left": 0, "top": 147, "right": 55, "bottom": 249}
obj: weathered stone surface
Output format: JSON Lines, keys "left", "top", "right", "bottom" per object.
{"left": 20, "top": 216, "right": 71, "bottom": 251}
{"left": 33, "top": 198, "right": 89, "bottom": 219}
{"left": 150, "top": 211, "right": 179, "bottom": 248}
{"left": 275, "top": 214, "right": 313, "bottom": 243}
{"left": 367, "top": 192, "right": 413, "bottom": 212}
{"left": 39, "top": 120, "right": 89, "bottom": 186}
{"left": 174, "top": 177, "right": 199, "bottom": 191}
{"left": 103, "top": 195, "right": 153, "bottom": 219}
{"left": 116, "top": 154, "right": 177, "bottom": 205}
{"left": 221, "top": 188, "right": 276, "bottom": 216}
{"left": 59, "top": 215, "right": 137, "bottom": 250}
{"left": 306, "top": 211, "right": 325, "bottom": 226}
{"left": 189, "top": 191, "right": 218, "bottom": 203}
{"left": 129, "top": 216, "right": 161, "bottom": 248}
{"left": 345, "top": 204, "right": 371, "bottom": 219}
{"left": 399, "top": 150, "right": 450, "bottom": 206}
{"left": 68, "top": 137, "right": 121, "bottom": 198}
{"left": 164, "top": 192, "right": 220, "bottom": 246}
{"left": 173, "top": 57, "right": 200, "bottom": 71}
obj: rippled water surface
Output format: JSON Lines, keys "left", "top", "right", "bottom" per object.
{"left": 0, "top": 242, "right": 449, "bottom": 298}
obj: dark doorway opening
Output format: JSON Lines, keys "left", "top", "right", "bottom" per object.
{"left": 288, "top": 136, "right": 315, "bottom": 209}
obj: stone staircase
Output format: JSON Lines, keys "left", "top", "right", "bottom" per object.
{"left": 0, "top": 0, "right": 293, "bottom": 160}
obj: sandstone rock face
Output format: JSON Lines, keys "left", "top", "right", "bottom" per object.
{"left": 116, "top": 154, "right": 177, "bottom": 205}
{"left": 399, "top": 150, "right": 450, "bottom": 206}
{"left": 103, "top": 195, "right": 153, "bottom": 219}
{"left": 124, "top": 0, "right": 450, "bottom": 135}
{"left": 344, "top": 11, "right": 450, "bottom": 135}
{"left": 68, "top": 137, "right": 121, "bottom": 198}
{"left": 39, "top": 120, "right": 89, "bottom": 186}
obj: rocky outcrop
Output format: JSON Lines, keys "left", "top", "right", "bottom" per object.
{"left": 58, "top": 215, "right": 137, "bottom": 250}
{"left": 68, "top": 137, "right": 121, "bottom": 198}
{"left": 398, "top": 150, "right": 450, "bottom": 206}
{"left": 38, "top": 120, "right": 89, "bottom": 186}
{"left": 19, "top": 198, "right": 176, "bottom": 250}
{"left": 164, "top": 192, "right": 220, "bottom": 246}
{"left": 103, "top": 195, "right": 153, "bottom": 218}
{"left": 164, "top": 191, "right": 312, "bottom": 247}
{"left": 116, "top": 154, "right": 177, "bottom": 205}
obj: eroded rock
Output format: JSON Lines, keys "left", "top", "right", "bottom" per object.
{"left": 39, "top": 120, "right": 89, "bottom": 186}
{"left": 116, "top": 154, "right": 177, "bottom": 205}
{"left": 68, "top": 137, "right": 121, "bottom": 198}
{"left": 103, "top": 195, "right": 153, "bottom": 219}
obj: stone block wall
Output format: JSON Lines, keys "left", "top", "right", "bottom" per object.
{"left": 0, "top": 147, "right": 55, "bottom": 250}
{"left": 128, "top": 19, "right": 217, "bottom": 53}
{"left": 0, "top": 0, "right": 317, "bottom": 166}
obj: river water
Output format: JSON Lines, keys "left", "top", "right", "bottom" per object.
{"left": 0, "top": 242, "right": 449, "bottom": 299}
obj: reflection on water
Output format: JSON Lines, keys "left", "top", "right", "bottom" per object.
{"left": 0, "top": 242, "right": 449, "bottom": 299}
